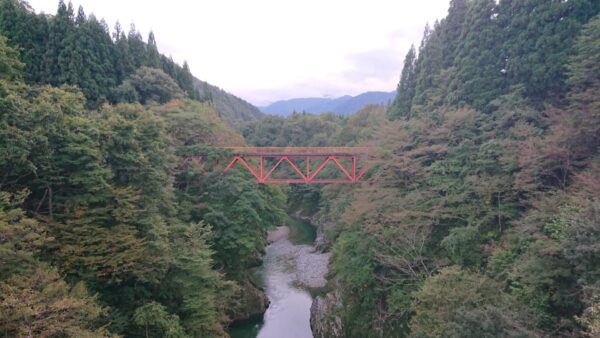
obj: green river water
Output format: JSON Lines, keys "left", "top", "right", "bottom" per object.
{"left": 228, "top": 217, "right": 318, "bottom": 338}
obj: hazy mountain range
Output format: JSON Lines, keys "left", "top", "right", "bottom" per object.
{"left": 260, "top": 91, "right": 396, "bottom": 116}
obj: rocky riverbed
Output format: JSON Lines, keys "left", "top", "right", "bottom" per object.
{"left": 268, "top": 226, "right": 330, "bottom": 289}
{"left": 229, "top": 221, "right": 330, "bottom": 338}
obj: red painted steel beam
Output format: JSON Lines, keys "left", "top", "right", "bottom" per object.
{"left": 307, "top": 157, "right": 332, "bottom": 181}
{"left": 283, "top": 156, "right": 308, "bottom": 182}
{"left": 224, "top": 146, "right": 371, "bottom": 155}
{"left": 187, "top": 147, "right": 372, "bottom": 184}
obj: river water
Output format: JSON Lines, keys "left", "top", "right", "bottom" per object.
{"left": 229, "top": 218, "right": 330, "bottom": 338}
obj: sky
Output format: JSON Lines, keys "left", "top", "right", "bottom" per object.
{"left": 27, "top": 0, "right": 450, "bottom": 106}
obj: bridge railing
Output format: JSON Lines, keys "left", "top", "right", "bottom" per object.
{"left": 223, "top": 146, "right": 372, "bottom": 156}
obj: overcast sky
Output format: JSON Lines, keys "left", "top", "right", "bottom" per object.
{"left": 27, "top": 0, "right": 450, "bottom": 106}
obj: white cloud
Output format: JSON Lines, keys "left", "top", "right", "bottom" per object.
{"left": 27, "top": 0, "right": 449, "bottom": 105}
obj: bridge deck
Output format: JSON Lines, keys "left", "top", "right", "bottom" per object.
{"left": 224, "top": 146, "right": 372, "bottom": 156}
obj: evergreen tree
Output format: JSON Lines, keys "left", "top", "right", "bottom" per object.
{"left": 440, "top": 0, "right": 468, "bottom": 67}
{"left": 42, "top": 0, "right": 74, "bottom": 85}
{"left": 0, "top": 233, "right": 110, "bottom": 338}
{"left": 389, "top": 44, "right": 416, "bottom": 119}
{"left": 412, "top": 22, "right": 445, "bottom": 113}
{"left": 83, "top": 16, "right": 117, "bottom": 105}
{"left": 0, "top": 34, "right": 23, "bottom": 80}
{"left": 0, "top": 0, "right": 48, "bottom": 83}
{"left": 0, "top": 2, "right": 286, "bottom": 336}
{"left": 113, "top": 22, "right": 135, "bottom": 82}
{"left": 24, "top": 12, "right": 49, "bottom": 83}
{"left": 62, "top": 5, "right": 86, "bottom": 86}
{"left": 446, "top": 0, "right": 505, "bottom": 111}
{"left": 127, "top": 23, "right": 147, "bottom": 68}
{"left": 161, "top": 55, "right": 176, "bottom": 78}
{"left": 146, "top": 31, "right": 161, "bottom": 68}
{"left": 566, "top": 12, "right": 600, "bottom": 159}
{"left": 498, "top": 0, "right": 600, "bottom": 104}
{"left": 178, "top": 61, "right": 199, "bottom": 100}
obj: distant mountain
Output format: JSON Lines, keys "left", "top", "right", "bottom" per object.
{"left": 193, "top": 78, "right": 264, "bottom": 129}
{"left": 260, "top": 91, "right": 396, "bottom": 116}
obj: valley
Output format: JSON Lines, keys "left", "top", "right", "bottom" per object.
{"left": 1, "top": 1, "right": 600, "bottom": 338}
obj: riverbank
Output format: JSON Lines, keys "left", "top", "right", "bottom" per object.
{"left": 229, "top": 219, "right": 330, "bottom": 338}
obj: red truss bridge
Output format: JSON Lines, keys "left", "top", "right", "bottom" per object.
{"left": 182, "top": 147, "right": 372, "bottom": 184}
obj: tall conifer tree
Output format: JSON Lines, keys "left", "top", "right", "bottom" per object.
{"left": 146, "top": 31, "right": 161, "bottom": 68}
{"left": 446, "top": 0, "right": 505, "bottom": 111}
{"left": 389, "top": 45, "right": 417, "bottom": 119}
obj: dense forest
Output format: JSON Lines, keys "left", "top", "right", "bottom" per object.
{"left": 0, "top": 0, "right": 262, "bottom": 129}
{"left": 0, "top": 0, "right": 284, "bottom": 337}
{"left": 2, "top": 0, "right": 600, "bottom": 337}
{"left": 287, "top": 0, "right": 600, "bottom": 337}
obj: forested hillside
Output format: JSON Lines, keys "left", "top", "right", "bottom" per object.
{"left": 193, "top": 78, "right": 263, "bottom": 129}
{"left": 0, "top": 1, "right": 284, "bottom": 337}
{"left": 0, "top": 0, "right": 261, "bottom": 128}
{"left": 302, "top": 1, "right": 600, "bottom": 337}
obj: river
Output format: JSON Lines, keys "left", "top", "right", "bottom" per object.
{"left": 228, "top": 218, "right": 330, "bottom": 338}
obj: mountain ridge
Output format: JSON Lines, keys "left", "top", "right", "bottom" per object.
{"left": 261, "top": 91, "right": 396, "bottom": 116}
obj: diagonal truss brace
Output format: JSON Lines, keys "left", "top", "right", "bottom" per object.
{"left": 223, "top": 154, "right": 366, "bottom": 184}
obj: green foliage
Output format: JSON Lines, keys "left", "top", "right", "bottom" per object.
{"left": 0, "top": 35, "right": 23, "bottom": 80}
{"left": 179, "top": 170, "right": 286, "bottom": 272}
{"left": 133, "top": 302, "right": 189, "bottom": 338}
{"left": 561, "top": 163, "right": 600, "bottom": 286}
{"left": 567, "top": 12, "right": 600, "bottom": 157}
{"left": 110, "top": 81, "right": 138, "bottom": 103}
{"left": 152, "top": 99, "right": 245, "bottom": 147}
{"left": 544, "top": 204, "right": 579, "bottom": 241}
{"left": 440, "top": 226, "right": 482, "bottom": 267}
{"left": 411, "top": 23, "right": 444, "bottom": 112}
{"left": 498, "top": 0, "right": 600, "bottom": 105}
{"left": 447, "top": 0, "right": 505, "bottom": 111}
{"left": 315, "top": 5, "right": 600, "bottom": 337}
{"left": 244, "top": 112, "right": 345, "bottom": 147}
{"left": 0, "top": 192, "right": 111, "bottom": 337}
{"left": 0, "top": 0, "right": 204, "bottom": 106}
{"left": 389, "top": 45, "right": 416, "bottom": 119}
{"left": 410, "top": 267, "right": 537, "bottom": 338}
{"left": 125, "top": 67, "right": 184, "bottom": 104}
{"left": 162, "top": 222, "right": 224, "bottom": 336}
{"left": 568, "top": 12, "right": 600, "bottom": 93}
{"left": 390, "top": 0, "right": 600, "bottom": 116}
{"left": 0, "top": 28, "right": 284, "bottom": 336}
{"left": 145, "top": 32, "right": 160, "bottom": 68}
{"left": 331, "top": 228, "right": 378, "bottom": 337}
{"left": 508, "top": 239, "right": 580, "bottom": 327}
{"left": 194, "top": 78, "right": 264, "bottom": 130}
{"left": 0, "top": 267, "right": 113, "bottom": 338}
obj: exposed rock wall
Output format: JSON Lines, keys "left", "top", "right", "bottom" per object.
{"left": 228, "top": 278, "right": 269, "bottom": 322}
{"left": 310, "top": 285, "right": 344, "bottom": 338}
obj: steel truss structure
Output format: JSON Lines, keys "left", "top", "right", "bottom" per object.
{"left": 184, "top": 147, "right": 372, "bottom": 184}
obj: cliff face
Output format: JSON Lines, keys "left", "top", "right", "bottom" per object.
{"left": 310, "top": 284, "right": 344, "bottom": 338}
{"left": 228, "top": 278, "right": 269, "bottom": 322}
